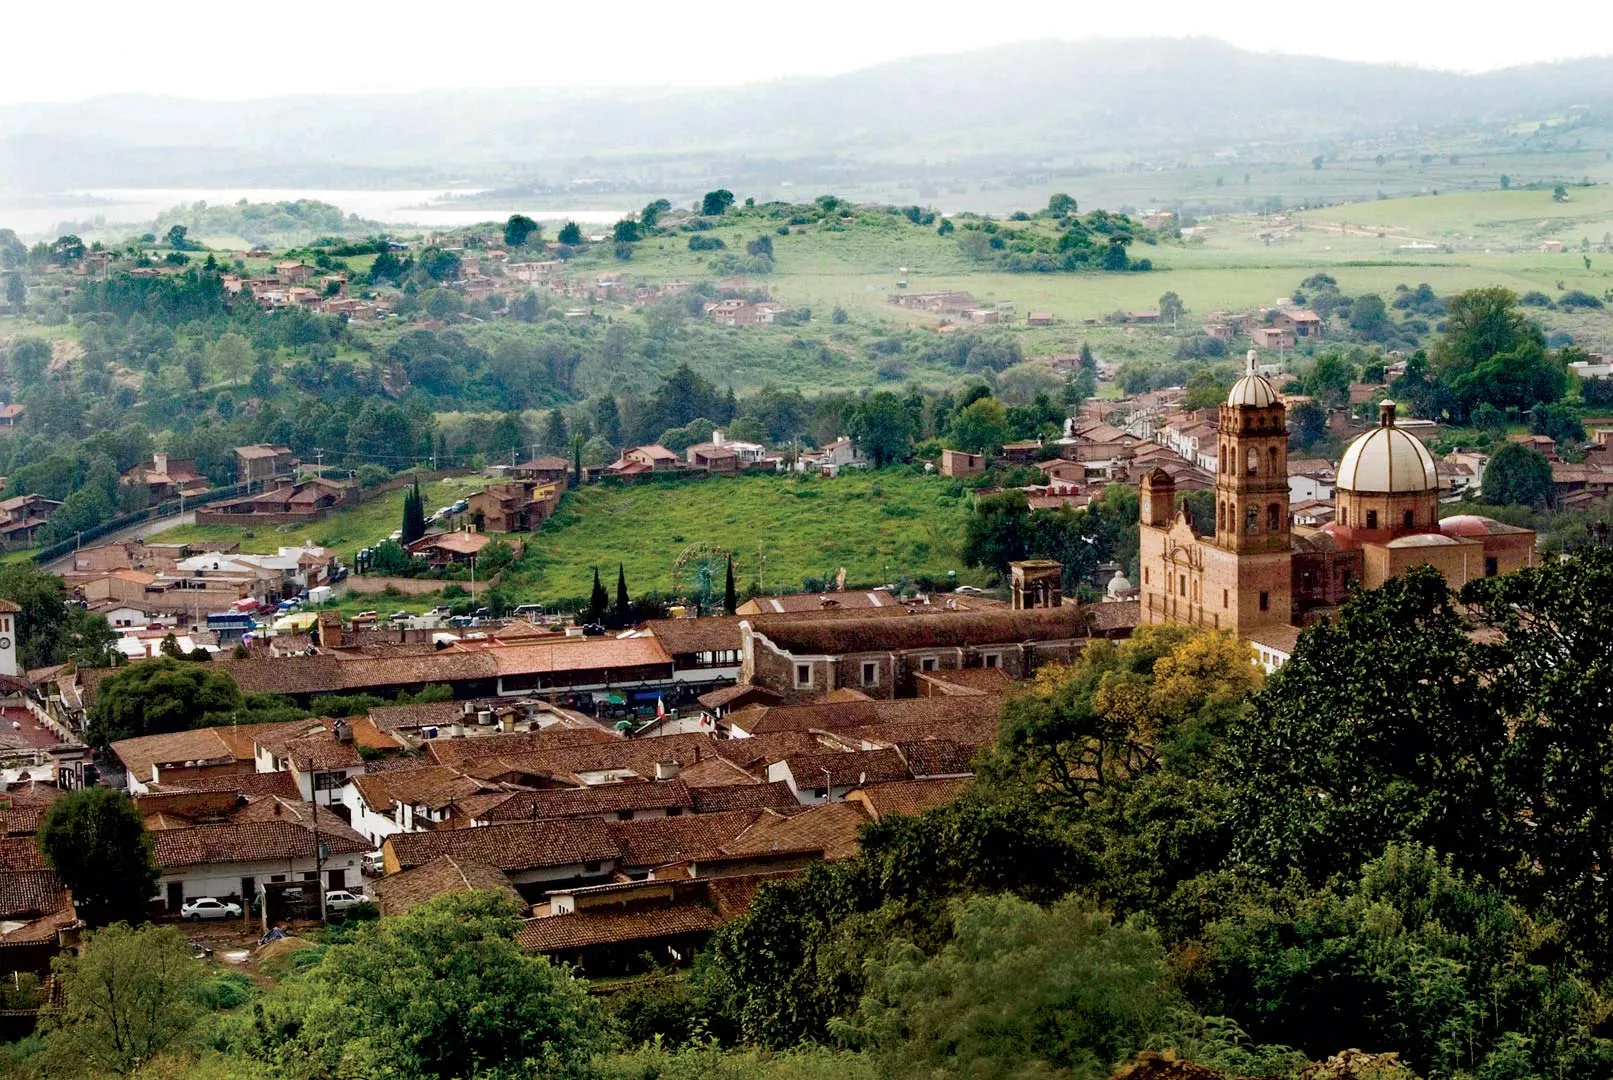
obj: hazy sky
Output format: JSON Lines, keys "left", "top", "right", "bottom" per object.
{"left": 4, "top": 0, "right": 1610, "bottom": 104}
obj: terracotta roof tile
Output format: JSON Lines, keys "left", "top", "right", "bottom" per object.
{"left": 851, "top": 778, "right": 968, "bottom": 820}
{"left": 723, "top": 802, "right": 870, "bottom": 861}
{"left": 153, "top": 818, "right": 368, "bottom": 869}
{"left": 478, "top": 780, "right": 694, "bottom": 822}
{"left": 606, "top": 810, "right": 763, "bottom": 869}
{"left": 372, "top": 855, "right": 522, "bottom": 916}
{"left": 773, "top": 749, "right": 911, "bottom": 787}
{"left": 0, "top": 869, "right": 66, "bottom": 919}
{"left": 423, "top": 728, "right": 621, "bottom": 767}
{"left": 0, "top": 839, "right": 46, "bottom": 872}
{"left": 517, "top": 902, "right": 717, "bottom": 952}
{"left": 386, "top": 817, "right": 619, "bottom": 872}
{"left": 689, "top": 782, "right": 800, "bottom": 813}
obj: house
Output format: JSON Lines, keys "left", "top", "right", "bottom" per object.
{"left": 707, "top": 431, "right": 767, "bottom": 466}
{"left": 939, "top": 449, "right": 984, "bottom": 478}
{"left": 734, "top": 589, "right": 901, "bottom": 616}
{"left": 765, "top": 749, "right": 911, "bottom": 803}
{"left": 686, "top": 444, "right": 739, "bottom": 475}
{"left": 796, "top": 438, "right": 868, "bottom": 477}
{"left": 0, "top": 404, "right": 24, "bottom": 429}
{"left": 150, "top": 802, "right": 371, "bottom": 914}
{"left": 372, "top": 854, "right": 525, "bottom": 916}
{"left": 1251, "top": 327, "right": 1295, "bottom": 350}
{"left": 1287, "top": 458, "right": 1337, "bottom": 502}
{"left": 1027, "top": 313, "right": 1055, "bottom": 327}
{"left": 234, "top": 445, "right": 296, "bottom": 486}
{"left": 382, "top": 817, "right": 621, "bottom": 899}
{"left": 467, "top": 482, "right": 560, "bottom": 533}
{"left": 272, "top": 261, "right": 313, "bottom": 283}
{"left": 608, "top": 446, "right": 681, "bottom": 475}
{"left": 1000, "top": 439, "right": 1045, "bottom": 465}
{"left": 122, "top": 453, "right": 210, "bottom": 501}
{"left": 511, "top": 456, "right": 571, "bottom": 484}
{"left": 1540, "top": 240, "right": 1566, "bottom": 253}
{"left": 0, "top": 494, "right": 62, "bottom": 547}
{"left": 846, "top": 777, "right": 968, "bottom": 821}
{"left": 197, "top": 476, "right": 357, "bottom": 524}
{"left": 1035, "top": 459, "right": 1085, "bottom": 484}
{"left": 1274, "top": 310, "right": 1324, "bottom": 338}
{"left": 406, "top": 530, "right": 498, "bottom": 566}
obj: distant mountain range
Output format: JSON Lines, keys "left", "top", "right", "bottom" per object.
{"left": 2, "top": 37, "right": 1611, "bottom": 193}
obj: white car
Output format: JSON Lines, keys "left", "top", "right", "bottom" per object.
{"left": 323, "top": 889, "right": 369, "bottom": 912}
{"left": 181, "top": 897, "right": 242, "bottom": 921}
{"left": 953, "top": 585, "right": 986, "bottom": 595}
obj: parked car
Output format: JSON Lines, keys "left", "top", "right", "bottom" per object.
{"left": 388, "top": 610, "right": 411, "bottom": 622}
{"left": 323, "top": 889, "right": 369, "bottom": 912}
{"left": 953, "top": 585, "right": 986, "bottom": 595}
{"left": 450, "top": 499, "right": 469, "bottom": 513}
{"left": 388, "top": 530, "right": 403, "bottom": 542}
{"left": 181, "top": 897, "right": 242, "bottom": 921}
{"left": 513, "top": 604, "right": 544, "bottom": 620}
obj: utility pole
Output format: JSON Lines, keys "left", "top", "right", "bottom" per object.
{"left": 310, "top": 784, "right": 328, "bottom": 923}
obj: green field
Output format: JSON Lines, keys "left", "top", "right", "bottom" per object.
{"left": 147, "top": 477, "right": 484, "bottom": 563}
{"left": 501, "top": 470, "right": 983, "bottom": 606}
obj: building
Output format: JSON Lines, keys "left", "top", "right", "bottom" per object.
{"left": 121, "top": 453, "right": 210, "bottom": 502}
{"left": 0, "top": 494, "right": 62, "bottom": 547}
{"left": 466, "top": 482, "right": 560, "bottom": 533}
{"left": 1139, "top": 351, "right": 1537, "bottom": 664}
{"left": 234, "top": 445, "right": 296, "bottom": 486}
{"left": 687, "top": 444, "right": 739, "bottom": 475}
{"left": 796, "top": 438, "right": 867, "bottom": 477}
{"left": 195, "top": 476, "right": 356, "bottom": 525}
{"left": 940, "top": 450, "right": 984, "bottom": 478}
{"left": 511, "top": 456, "right": 571, "bottom": 484}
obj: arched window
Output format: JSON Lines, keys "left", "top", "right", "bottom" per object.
{"left": 1218, "top": 501, "right": 1226, "bottom": 531}
{"left": 1268, "top": 503, "right": 1281, "bottom": 531}
{"left": 1403, "top": 509, "right": 1415, "bottom": 529}
{"left": 1267, "top": 447, "right": 1278, "bottom": 475}
{"left": 1246, "top": 506, "right": 1259, "bottom": 533}
{"left": 1246, "top": 448, "right": 1258, "bottom": 476}
{"left": 1366, "top": 509, "right": 1379, "bottom": 530}
{"left": 1339, "top": 506, "right": 1347, "bottom": 526}
{"left": 1179, "top": 574, "right": 1187, "bottom": 597}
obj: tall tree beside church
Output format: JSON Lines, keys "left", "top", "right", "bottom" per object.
{"left": 724, "top": 556, "right": 737, "bottom": 615}
{"left": 613, "top": 565, "right": 631, "bottom": 629}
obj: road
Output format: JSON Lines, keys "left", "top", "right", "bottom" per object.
{"left": 42, "top": 510, "right": 196, "bottom": 572}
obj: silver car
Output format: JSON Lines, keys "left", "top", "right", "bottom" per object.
{"left": 180, "top": 896, "right": 242, "bottom": 920}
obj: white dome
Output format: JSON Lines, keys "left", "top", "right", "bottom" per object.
{"left": 1227, "top": 349, "right": 1278, "bottom": 408}
{"left": 1105, "top": 570, "right": 1132, "bottom": 597}
{"left": 1336, "top": 400, "right": 1437, "bottom": 494}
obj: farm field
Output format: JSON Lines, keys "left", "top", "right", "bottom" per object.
{"left": 499, "top": 470, "right": 985, "bottom": 607}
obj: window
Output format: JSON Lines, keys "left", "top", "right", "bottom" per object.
{"left": 982, "top": 653, "right": 1001, "bottom": 669}
{"left": 794, "top": 664, "right": 812, "bottom": 689}
{"left": 1143, "top": 567, "right": 1149, "bottom": 584}
{"left": 1179, "top": 574, "right": 1187, "bottom": 596}
{"left": 1339, "top": 506, "right": 1347, "bottom": 526}
{"left": 1259, "top": 591, "right": 1270, "bottom": 612}
{"left": 617, "top": 810, "right": 635, "bottom": 821}
{"left": 314, "top": 771, "right": 345, "bottom": 791}
{"left": 1366, "top": 510, "right": 1379, "bottom": 530}
{"left": 1485, "top": 556, "right": 1499, "bottom": 578}
{"left": 667, "top": 807, "right": 683, "bottom": 817}
{"left": 920, "top": 656, "right": 938, "bottom": 672}
{"left": 1268, "top": 448, "right": 1278, "bottom": 475}
{"left": 1217, "top": 501, "right": 1226, "bottom": 531}
{"left": 1223, "top": 588, "right": 1229, "bottom": 609}
{"left": 861, "top": 661, "right": 878, "bottom": 687}
{"left": 812, "top": 788, "right": 828, "bottom": 800}
{"left": 1246, "top": 448, "right": 1258, "bottom": 476}
{"left": 270, "top": 874, "right": 286, "bottom": 883}
{"left": 1403, "top": 509, "right": 1415, "bottom": 529}
{"left": 302, "top": 871, "right": 317, "bottom": 882}
{"left": 1246, "top": 506, "right": 1259, "bottom": 533}
{"left": 1268, "top": 503, "right": 1281, "bottom": 531}
{"left": 583, "top": 861, "right": 602, "bottom": 874}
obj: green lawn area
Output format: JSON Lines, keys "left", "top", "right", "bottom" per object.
{"left": 500, "top": 469, "right": 985, "bottom": 607}
{"left": 146, "top": 476, "right": 486, "bottom": 563}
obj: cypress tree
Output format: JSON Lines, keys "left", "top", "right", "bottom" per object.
{"left": 401, "top": 477, "right": 426, "bottom": 544}
{"left": 588, "top": 568, "right": 609, "bottom": 625}
{"left": 614, "top": 564, "right": 631, "bottom": 628}
{"left": 724, "top": 555, "right": 737, "bottom": 615}
{"left": 572, "top": 435, "right": 583, "bottom": 489}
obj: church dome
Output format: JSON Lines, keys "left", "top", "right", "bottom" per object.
{"left": 1336, "top": 400, "right": 1437, "bottom": 494}
{"left": 1226, "top": 349, "right": 1279, "bottom": 408}
{"left": 1105, "top": 569, "right": 1133, "bottom": 598}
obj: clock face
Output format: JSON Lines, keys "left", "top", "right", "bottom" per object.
{"left": 0, "top": 638, "right": 11, "bottom": 650}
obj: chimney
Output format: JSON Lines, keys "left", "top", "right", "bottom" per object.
{"left": 153, "top": 451, "right": 168, "bottom": 475}
{"left": 449, "top": 722, "right": 465, "bottom": 738}
{"left": 476, "top": 710, "right": 494, "bottom": 726}
{"left": 331, "top": 719, "right": 352, "bottom": 743}
{"left": 462, "top": 702, "right": 476, "bottom": 716}
{"left": 654, "top": 760, "right": 681, "bottom": 781}
{"left": 713, "top": 429, "right": 725, "bottom": 447}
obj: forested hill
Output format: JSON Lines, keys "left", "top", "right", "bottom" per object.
{"left": 4, "top": 38, "right": 1612, "bottom": 190}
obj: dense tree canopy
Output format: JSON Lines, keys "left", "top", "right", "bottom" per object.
{"left": 86, "top": 657, "right": 245, "bottom": 746}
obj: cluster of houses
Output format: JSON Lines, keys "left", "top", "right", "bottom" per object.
{"left": 0, "top": 564, "right": 1137, "bottom": 975}
{"left": 63, "top": 538, "right": 341, "bottom": 624}
{"left": 597, "top": 429, "right": 870, "bottom": 480}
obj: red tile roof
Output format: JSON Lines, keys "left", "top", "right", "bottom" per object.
{"left": 153, "top": 818, "right": 368, "bottom": 869}
{"left": 517, "top": 902, "right": 717, "bottom": 952}
{"left": 386, "top": 817, "right": 619, "bottom": 872}
{"left": 477, "top": 780, "right": 694, "bottom": 822}
{"left": 371, "top": 855, "right": 522, "bottom": 916}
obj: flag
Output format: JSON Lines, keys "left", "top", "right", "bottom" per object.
{"left": 656, "top": 696, "right": 666, "bottom": 718}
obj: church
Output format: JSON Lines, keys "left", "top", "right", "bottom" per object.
{"left": 1137, "top": 352, "right": 1537, "bottom": 656}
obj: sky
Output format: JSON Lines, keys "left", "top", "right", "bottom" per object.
{"left": 3, "top": 0, "right": 1611, "bottom": 104}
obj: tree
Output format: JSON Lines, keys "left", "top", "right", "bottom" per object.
{"left": 1227, "top": 568, "right": 1514, "bottom": 884}
{"left": 1483, "top": 440, "right": 1555, "bottom": 507}
{"left": 1288, "top": 400, "right": 1326, "bottom": 450}
{"left": 1471, "top": 401, "right": 1506, "bottom": 435}
{"left": 0, "top": 562, "right": 98, "bottom": 670}
{"left": 4, "top": 272, "right": 23, "bottom": 308}
{"left": 1347, "top": 292, "right": 1390, "bottom": 341}
{"left": 503, "top": 214, "right": 539, "bottom": 248}
{"left": 701, "top": 189, "right": 736, "bottom": 216}
{"left": 846, "top": 391, "right": 915, "bottom": 468}
{"left": 39, "top": 923, "right": 202, "bottom": 1075}
{"left": 557, "top": 221, "right": 583, "bottom": 246}
{"left": 86, "top": 656, "right": 244, "bottom": 746}
{"left": 1305, "top": 353, "right": 1354, "bottom": 408}
{"left": 37, "top": 788, "right": 157, "bottom": 928}
{"left": 963, "top": 491, "right": 1032, "bottom": 574}
{"left": 244, "top": 891, "right": 605, "bottom": 1080}
{"left": 1158, "top": 291, "right": 1184, "bottom": 326}
{"left": 592, "top": 395, "right": 622, "bottom": 445}
{"left": 1500, "top": 174, "right": 1511, "bottom": 189}
{"left": 950, "top": 397, "right": 1010, "bottom": 455}
{"left": 1182, "top": 369, "right": 1227, "bottom": 410}
{"left": 612, "top": 218, "right": 642, "bottom": 243}
{"left": 1530, "top": 401, "right": 1585, "bottom": 444}
{"left": 613, "top": 564, "right": 631, "bottom": 630}
{"left": 640, "top": 198, "right": 671, "bottom": 230}
{"left": 401, "top": 478, "right": 427, "bottom": 544}
{"left": 1047, "top": 193, "right": 1077, "bottom": 217}
{"left": 724, "top": 555, "right": 737, "bottom": 615}
{"left": 1554, "top": 184, "right": 1569, "bottom": 202}
{"left": 49, "top": 235, "right": 85, "bottom": 263}
{"left": 162, "top": 224, "right": 192, "bottom": 250}
{"left": 542, "top": 409, "right": 570, "bottom": 455}
{"left": 571, "top": 434, "right": 584, "bottom": 489}
{"left": 418, "top": 247, "right": 462, "bottom": 283}
{"left": 588, "top": 567, "right": 609, "bottom": 625}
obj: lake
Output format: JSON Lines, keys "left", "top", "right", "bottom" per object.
{"left": 0, "top": 187, "right": 631, "bottom": 237}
